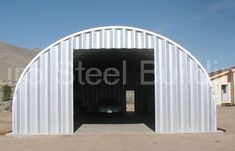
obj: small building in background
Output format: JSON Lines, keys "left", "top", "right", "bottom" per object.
{"left": 210, "top": 67, "right": 235, "bottom": 105}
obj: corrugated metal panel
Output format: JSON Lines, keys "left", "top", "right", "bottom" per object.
{"left": 12, "top": 26, "right": 216, "bottom": 134}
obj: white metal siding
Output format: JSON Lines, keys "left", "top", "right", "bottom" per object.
{"left": 12, "top": 26, "right": 216, "bottom": 134}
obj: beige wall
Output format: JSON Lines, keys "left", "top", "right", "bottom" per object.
{"left": 211, "top": 70, "right": 235, "bottom": 105}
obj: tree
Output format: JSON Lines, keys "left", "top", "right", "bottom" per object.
{"left": 1, "top": 85, "right": 12, "bottom": 101}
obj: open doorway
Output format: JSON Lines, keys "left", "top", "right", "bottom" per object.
{"left": 73, "top": 49, "right": 155, "bottom": 134}
{"left": 126, "top": 90, "right": 135, "bottom": 112}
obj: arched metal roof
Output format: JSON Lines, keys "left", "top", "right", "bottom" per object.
{"left": 13, "top": 26, "right": 216, "bottom": 134}
{"left": 14, "top": 26, "right": 211, "bottom": 96}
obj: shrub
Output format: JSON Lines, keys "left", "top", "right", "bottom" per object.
{"left": 1, "top": 85, "right": 12, "bottom": 101}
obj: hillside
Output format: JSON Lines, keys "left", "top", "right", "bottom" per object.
{"left": 0, "top": 41, "right": 39, "bottom": 81}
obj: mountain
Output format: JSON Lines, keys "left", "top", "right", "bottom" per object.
{"left": 0, "top": 41, "right": 40, "bottom": 81}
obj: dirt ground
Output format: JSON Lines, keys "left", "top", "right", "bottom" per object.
{"left": 0, "top": 111, "right": 12, "bottom": 133}
{"left": 0, "top": 106, "right": 235, "bottom": 151}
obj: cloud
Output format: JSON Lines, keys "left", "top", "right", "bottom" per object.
{"left": 207, "top": 0, "right": 235, "bottom": 13}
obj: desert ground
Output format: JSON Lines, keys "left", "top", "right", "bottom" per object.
{"left": 0, "top": 106, "right": 235, "bottom": 151}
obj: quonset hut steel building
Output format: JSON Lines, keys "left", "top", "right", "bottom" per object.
{"left": 12, "top": 26, "right": 217, "bottom": 134}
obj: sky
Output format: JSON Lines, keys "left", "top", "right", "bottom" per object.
{"left": 0, "top": 0, "right": 234, "bottom": 72}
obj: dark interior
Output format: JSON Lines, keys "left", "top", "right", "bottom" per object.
{"left": 73, "top": 49, "right": 155, "bottom": 132}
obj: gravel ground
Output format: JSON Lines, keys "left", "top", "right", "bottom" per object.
{"left": 0, "top": 106, "right": 235, "bottom": 151}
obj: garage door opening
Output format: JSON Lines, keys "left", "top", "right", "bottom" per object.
{"left": 73, "top": 49, "right": 155, "bottom": 133}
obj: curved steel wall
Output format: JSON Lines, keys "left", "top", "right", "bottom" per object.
{"left": 13, "top": 26, "right": 217, "bottom": 134}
